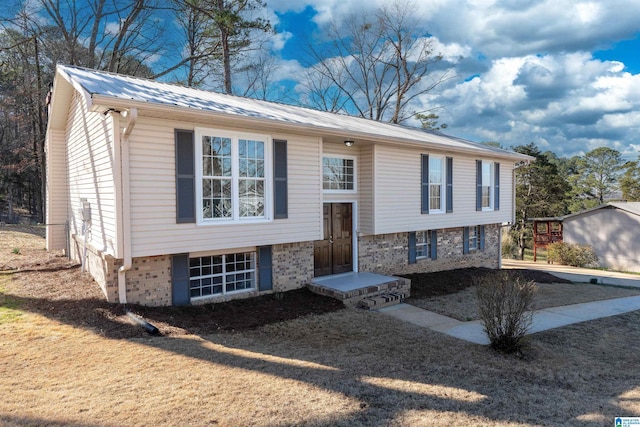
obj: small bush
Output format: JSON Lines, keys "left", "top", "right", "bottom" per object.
{"left": 546, "top": 242, "right": 598, "bottom": 267}
{"left": 501, "top": 233, "right": 517, "bottom": 259}
{"left": 476, "top": 271, "right": 537, "bottom": 354}
{"left": 11, "top": 248, "right": 20, "bottom": 254}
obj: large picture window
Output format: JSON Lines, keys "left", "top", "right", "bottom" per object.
{"left": 323, "top": 156, "right": 355, "bottom": 191}
{"left": 189, "top": 252, "right": 255, "bottom": 299}
{"left": 196, "top": 129, "right": 270, "bottom": 223}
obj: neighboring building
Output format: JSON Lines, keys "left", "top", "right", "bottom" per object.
{"left": 45, "top": 64, "right": 531, "bottom": 306}
{"left": 562, "top": 202, "right": 640, "bottom": 273}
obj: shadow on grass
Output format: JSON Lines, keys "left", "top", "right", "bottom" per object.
{"left": 2, "top": 268, "right": 638, "bottom": 426}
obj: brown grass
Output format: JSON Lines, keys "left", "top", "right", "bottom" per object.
{"left": 2, "top": 230, "right": 640, "bottom": 426}
{"left": 409, "top": 280, "right": 640, "bottom": 321}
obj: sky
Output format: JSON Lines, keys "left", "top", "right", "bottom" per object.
{"left": 256, "top": 0, "right": 640, "bottom": 159}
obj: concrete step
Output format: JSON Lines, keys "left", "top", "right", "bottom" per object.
{"left": 358, "top": 292, "right": 407, "bottom": 310}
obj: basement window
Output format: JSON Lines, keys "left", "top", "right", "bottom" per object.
{"left": 189, "top": 252, "right": 255, "bottom": 299}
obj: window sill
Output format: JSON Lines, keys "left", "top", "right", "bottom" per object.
{"left": 197, "top": 217, "right": 272, "bottom": 226}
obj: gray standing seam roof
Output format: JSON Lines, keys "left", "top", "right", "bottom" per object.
{"left": 56, "top": 64, "right": 531, "bottom": 161}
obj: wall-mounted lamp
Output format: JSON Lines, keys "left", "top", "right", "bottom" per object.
{"left": 344, "top": 140, "right": 355, "bottom": 147}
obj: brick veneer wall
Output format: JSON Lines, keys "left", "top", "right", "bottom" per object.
{"left": 125, "top": 255, "right": 172, "bottom": 306}
{"left": 358, "top": 225, "right": 500, "bottom": 275}
{"left": 69, "top": 234, "right": 119, "bottom": 303}
{"left": 272, "top": 241, "right": 314, "bottom": 292}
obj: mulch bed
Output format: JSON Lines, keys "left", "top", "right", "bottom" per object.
{"left": 2, "top": 257, "right": 570, "bottom": 339}
{"left": 402, "top": 267, "right": 572, "bottom": 298}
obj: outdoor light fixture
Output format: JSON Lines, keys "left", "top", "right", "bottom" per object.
{"left": 344, "top": 140, "right": 355, "bottom": 147}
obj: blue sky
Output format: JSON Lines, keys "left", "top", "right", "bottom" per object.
{"left": 261, "top": 0, "right": 640, "bottom": 159}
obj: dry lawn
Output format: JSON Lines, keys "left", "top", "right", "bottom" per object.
{"left": 2, "top": 227, "right": 640, "bottom": 426}
{"left": 409, "top": 281, "right": 640, "bottom": 321}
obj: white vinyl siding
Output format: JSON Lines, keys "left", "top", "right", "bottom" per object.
{"left": 358, "top": 145, "right": 374, "bottom": 234}
{"left": 65, "top": 92, "right": 118, "bottom": 255}
{"left": 45, "top": 129, "right": 69, "bottom": 251}
{"left": 128, "top": 118, "right": 322, "bottom": 257}
{"left": 373, "top": 145, "right": 514, "bottom": 234}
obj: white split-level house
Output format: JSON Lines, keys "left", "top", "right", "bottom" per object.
{"left": 45, "top": 64, "right": 532, "bottom": 307}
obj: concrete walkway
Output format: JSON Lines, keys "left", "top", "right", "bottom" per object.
{"left": 379, "top": 262, "right": 640, "bottom": 345}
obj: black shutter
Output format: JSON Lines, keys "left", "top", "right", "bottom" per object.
{"left": 494, "top": 162, "right": 500, "bottom": 211}
{"left": 175, "top": 129, "right": 195, "bottom": 223}
{"left": 476, "top": 160, "right": 482, "bottom": 211}
{"left": 171, "top": 254, "right": 191, "bottom": 306}
{"left": 258, "top": 246, "right": 273, "bottom": 291}
{"left": 479, "top": 225, "right": 486, "bottom": 251}
{"left": 463, "top": 227, "right": 470, "bottom": 254}
{"left": 273, "top": 140, "right": 288, "bottom": 219}
{"left": 408, "top": 232, "right": 417, "bottom": 264}
{"left": 430, "top": 229, "right": 438, "bottom": 260}
{"left": 446, "top": 157, "right": 453, "bottom": 213}
{"left": 421, "top": 155, "right": 429, "bottom": 214}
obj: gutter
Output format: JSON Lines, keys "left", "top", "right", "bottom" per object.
{"left": 117, "top": 108, "right": 137, "bottom": 304}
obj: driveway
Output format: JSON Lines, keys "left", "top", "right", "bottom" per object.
{"left": 502, "top": 259, "right": 640, "bottom": 289}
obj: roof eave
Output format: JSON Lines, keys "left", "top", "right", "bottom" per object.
{"left": 89, "top": 94, "right": 533, "bottom": 162}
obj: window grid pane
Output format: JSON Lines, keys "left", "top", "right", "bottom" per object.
{"left": 189, "top": 252, "right": 255, "bottom": 299}
{"left": 416, "top": 230, "right": 431, "bottom": 259}
{"left": 469, "top": 227, "right": 478, "bottom": 250}
{"left": 323, "top": 157, "right": 354, "bottom": 190}
{"left": 429, "top": 157, "right": 443, "bottom": 211}
{"left": 482, "top": 162, "right": 492, "bottom": 208}
{"left": 200, "top": 133, "right": 267, "bottom": 221}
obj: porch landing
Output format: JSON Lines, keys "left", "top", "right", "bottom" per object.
{"left": 308, "top": 272, "right": 411, "bottom": 309}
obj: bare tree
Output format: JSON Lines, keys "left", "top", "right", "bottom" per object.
{"left": 303, "top": 0, "right": 455, "bottom": 124}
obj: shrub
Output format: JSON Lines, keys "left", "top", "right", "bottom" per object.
{"left": 546, "top": 242, "right": 598, "bottom": 267}
{"left": 476, "top": 271, "right": 537, "bottom": 354}
{"left": 501, "top": 232, "right": 517, "bottom": 259}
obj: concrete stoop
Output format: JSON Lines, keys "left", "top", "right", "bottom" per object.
{"left": 308, "top": 273, "right": 411, "bottom": 308}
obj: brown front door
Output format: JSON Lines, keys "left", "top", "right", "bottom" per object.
{"left": 314, "top": 203, "right": 353, "bottom": 277}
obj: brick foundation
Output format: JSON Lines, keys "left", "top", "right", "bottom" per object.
{"left": 71, "top": 224, "right": 501, "bottom": 306}
{"left": 358, "top": 225, "right": 500, "bottom": 275}
{"left": 272, "top": 241, "right": 315, "bottom": 292}
{"left": 69, "top": 234, "right": 119, "bottom": 303}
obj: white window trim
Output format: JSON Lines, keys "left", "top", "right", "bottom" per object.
{"left": 416, "top": 230, "right": 431, "bottom": 259}
{"left": 189, "top": 251, "right": 256, "bottom": 301}
{"left": 195, "top": 127, "right": 273, "bottom": 225}
{"left": 481, "top": 160, "right": 494, "bottom": 211}
{"left": 322, "top": 154, "right": 357, "bottom": 194}
{"left": 469, "top": 226, "right": 479, "bottom": 251}
{"left": 429, "top": 155, "right": 446, "bottom": 214}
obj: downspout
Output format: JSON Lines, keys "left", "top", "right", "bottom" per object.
{"left": 117, "top": 108, "right": 137, "bottom": 304}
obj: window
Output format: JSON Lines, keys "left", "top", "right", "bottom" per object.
{"left": 415, "top": 231, "right": 432, "bottom": 259}
{"left": 476, "top": 160, "right": 499, "bottom": 211}
{"left": 468, "top": 226, "right": 479, "bottom": 251}
{"left": 323, "top": 156, "right": 355, "bottom": 191}
{"left": 421, "top": 155, "right": 452, "bottom": 214}
{"left": 409, "top": 230, "right": 437, "bottom": 263}
{"left": 464, "top": 225, "right": 485, "bottom": 254}
{"left": 429, "top": 157, "right": 444, "bottom": 211}
{"left": 196, "top": 129, "right": 271, "bottom": 223}
{"left": 189, "top": 252, "right": 255, "bottom": 299}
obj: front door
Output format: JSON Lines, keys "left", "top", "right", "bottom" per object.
{"left": 314, "top": 203, "right": 353, "bottom": 277}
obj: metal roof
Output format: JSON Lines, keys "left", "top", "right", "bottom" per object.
{"left": 533, "top": 202, "right": 640, "bottom": 222}
{"left": 53, "top": 64, "right": 532, "bottom": 161}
